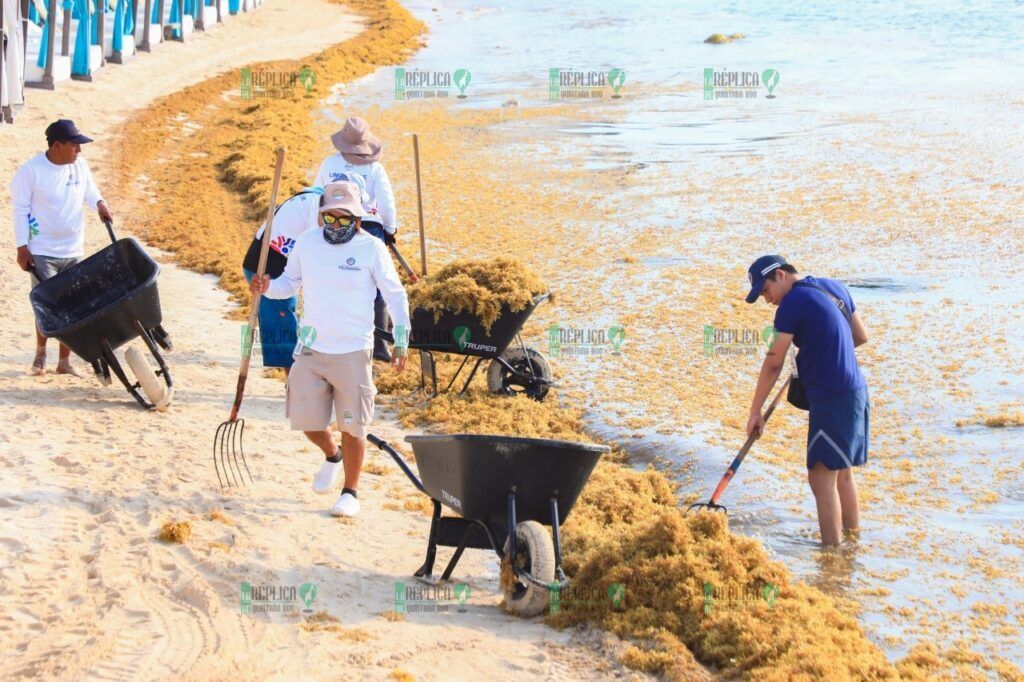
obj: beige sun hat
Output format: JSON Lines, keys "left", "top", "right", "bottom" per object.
{"left": 319, "top": 181, "right": 366, "bottom": 217}
{"left": 330, "top": 116, "right": 382, "bottom": 165}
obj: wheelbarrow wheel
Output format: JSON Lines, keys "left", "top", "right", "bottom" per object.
{"left": 501, "top": 520, "right": 556, "bottom": 617}
{"left": 486, "top": 347, "right": 552, "bottom": 401}
{"left": 125, "top": 347, "right": 171, "bottom": 411}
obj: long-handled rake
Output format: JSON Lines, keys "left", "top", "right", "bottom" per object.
{"left": 214, "top": 147, "right": 286, "bottom": 489}
{"left": 688, "top": 375, "right": 792, "bottom": 514}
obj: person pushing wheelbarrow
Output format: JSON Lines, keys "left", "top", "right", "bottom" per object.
{"left": 249, "top": 181, "right": 410, "bottom": 517}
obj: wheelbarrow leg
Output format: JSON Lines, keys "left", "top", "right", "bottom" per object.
{"left": 442, "top": 355, "right": 472, "bottom": 394}
{"left": 414, "top": 499, "right": 442, "bottom": 579}
{"left": 419, "top": 350, "right": 438, "bottom": 397}
{"left": 441, "top": 526, "right": 473, "bottom": 582}
{"left": 458, "top": 357, "right": 486, "bottom": 396}
{"left": 550, "top": 495, "right": 568, "bottom": 584}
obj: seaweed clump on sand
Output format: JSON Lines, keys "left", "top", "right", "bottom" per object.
{"left": 407, "top": 257, "right": 547, "bottom": 332}
{"left": 549, "top": 462, "right": 899, "bottom": 679}
{"left": 157, "top": 520, "right": 193, "bottom": 544}
{"left": 704, "top": 33, "right": 745, "bottom": 44}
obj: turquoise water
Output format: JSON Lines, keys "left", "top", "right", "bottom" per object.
{"left": 338, "top": 0, "right": 1024, "bottom": 668}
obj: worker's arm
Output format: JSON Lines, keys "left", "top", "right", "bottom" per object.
{"left": 851, "top": 311, "right": 867, "bottom": 347}
{"left": 746, "top": 331, "right": 793, "bottom": 438}
{"left": 252, "top": 241, "right": 302, "bottom": 299}
{"left": 373, "top": 165, "right": 398, "bottom": 234}
{"left": 371, "top": 241, "right": 410, "bottom": 372}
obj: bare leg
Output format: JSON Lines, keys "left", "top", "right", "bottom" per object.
{"left": 340, "top": 431, "right": 365, "bottom": 491}
{"left": 837, "top": 468, "right": 860, "bottom": 532}
{"left": 808, "top": 462, "right": 842, "bottom": 546}
{"left": 32, "top": 327, "right": 47, "bottom": 375}
{"left": 55, "top": 343, "right": 77, "bottom": 375}
{"left": 304, "top": 430, "right": 337, "bottom": 458}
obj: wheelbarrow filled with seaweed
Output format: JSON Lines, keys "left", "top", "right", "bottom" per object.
{"left": 368, "top": 432, "right": 607, "bottom": 617}
{"left": 386, "top": 257, "right": 555, "bottom": 400}
{"left": 29, "top": 220, "right": 173, "bottom": 410}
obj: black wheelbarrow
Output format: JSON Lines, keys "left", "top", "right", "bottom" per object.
{"left": 367, "top": 432, "right": 607, "bottom": 617}
{"left": 385, "top": 293, "right": 554, "bottom": 401}
{"left": 29, "top": 220, "right": 174, "bottom": 410}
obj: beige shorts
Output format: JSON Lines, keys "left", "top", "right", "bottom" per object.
{"left": 285, "top": 349, "right": 376, "bottom": 438}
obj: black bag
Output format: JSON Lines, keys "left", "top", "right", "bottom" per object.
{"left": 786, "top": 281, "right": 854, "bottom": 411}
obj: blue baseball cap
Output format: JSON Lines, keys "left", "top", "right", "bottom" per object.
{"left": 45, "top": 119, "right": 92, "bottom": 145}
{"left": 745, "top": 255, "right": 787, "bottom": 303}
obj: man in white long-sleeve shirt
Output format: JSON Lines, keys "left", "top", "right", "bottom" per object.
{"left": 10, "top": 119, "right": 114, "bottom": 375}
{"left": 250, "top": 181, "right": 410, "bottom": 518}
{"left": 314, "top": 117, "right": 399, "bottom": 363}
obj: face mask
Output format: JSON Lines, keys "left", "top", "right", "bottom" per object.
{"left": 322, "top": 218, "right": 357, "bottom": 245}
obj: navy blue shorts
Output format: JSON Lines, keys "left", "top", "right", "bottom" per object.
{"left": 806, "top": 387, "right": 869, "bottom": 470}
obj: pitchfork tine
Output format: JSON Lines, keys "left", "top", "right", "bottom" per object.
{"left": 222, "top": 423, "right": 239, "bottom": 488}
{"left": 235, "top": 420, "right": 254, "bottom": 485}
{"left": 213, "top": 424, "right": 228, "bottom": 489}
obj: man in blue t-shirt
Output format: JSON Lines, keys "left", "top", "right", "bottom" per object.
{"left": 743, "top": 255, "right": 869, "bottom": 546}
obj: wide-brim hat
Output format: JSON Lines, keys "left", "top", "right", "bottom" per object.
{"left": 331, "top": 116, "right": 382, "bottom": 165}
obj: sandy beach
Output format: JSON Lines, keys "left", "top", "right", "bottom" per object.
{"left": 0, "top": 2, "right": 646, "bottom": 679}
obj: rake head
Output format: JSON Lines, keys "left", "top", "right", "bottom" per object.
{"left": 687, "top": 500, "right": 728, "bottom": 515}
{"left": 214, "top": 418, "right": 254, "bottom": 489}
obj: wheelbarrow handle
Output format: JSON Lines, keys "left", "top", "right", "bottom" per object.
{"left": 103, "top": 218, "right": 117, "bottom": 244}
{"left": 374, "top": 326, "right": 395, "bottom": 344}
{"left": 366, "top": 434, "right": 428, "bottom": 495}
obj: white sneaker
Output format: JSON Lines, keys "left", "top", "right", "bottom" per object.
{"left": 330, "top": 492, "right": 360, "bottom": 517}
{"left": 312, "top": 458, "right": 342, "bottom": 495}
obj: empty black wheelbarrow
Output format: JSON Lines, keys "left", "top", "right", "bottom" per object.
{"left": 367, "top": 432, "right": 608, "bottom": 617}
{"left": 29, "top": 220, "right": 173, "bottom": 410}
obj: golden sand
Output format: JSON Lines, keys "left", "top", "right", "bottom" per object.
{"left": 100, "top": 0, "right": 1023, "bottom": 678}
{"left": 407, "top": 258, "right": 548, "bottom": 332}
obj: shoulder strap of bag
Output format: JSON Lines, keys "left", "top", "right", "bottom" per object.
{"left": 792, "top": 280, "right": 853, "bottom": 328}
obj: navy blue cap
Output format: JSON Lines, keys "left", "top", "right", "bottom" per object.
{"left": 45, "top": 119, "right": 93, "bottom": 145}
{"left": 745, "top": 255, "right": 787, "bottom": 303}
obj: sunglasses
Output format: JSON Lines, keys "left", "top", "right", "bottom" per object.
{"left": 322, "top": 213, "right": 355, "bottom": 226}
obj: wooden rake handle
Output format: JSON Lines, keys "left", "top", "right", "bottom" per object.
{"left": 229, "top": 147, "right": 286, "bottom": 421}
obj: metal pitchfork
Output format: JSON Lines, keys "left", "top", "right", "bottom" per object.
{"left": 688, "top": 375, "right": 792, "bottom": 514}
{"left": 214, "top": 147, "right": 286, "bottom": 489}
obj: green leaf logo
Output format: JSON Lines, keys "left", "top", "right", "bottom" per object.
{"left": 607, "top": 325, "right": 625, "bottom": 352}
{"left": 454, "top": 583, "right": 471, "bottom": 611}
{"left": 608, "top": 68, "right": 625, "bottom": 97}
{"left": 299, "top": 583, "right": 317, "bottom": 610}
{"left": 762, "top": 583, "right": 780, "bottom": 607}
{"left": 761, "top": 325, "right": 778, "bottom": 348}
{"left": 608, "top": 583, "right": 625, "bottom": 608}
{"left": 454, "top": 326, "right": 471, "bottom": 350}
{"left": 454, "top": 68, "right": 472, "bottom": 97}
{"left": 298, "top": 65, "right": 317, "bottom": 93}
{"left": 762, "top": 69, "right": 780, "bottom": 98}
{"left": 298, "top": 325, "right": 317, "bottom": 348}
